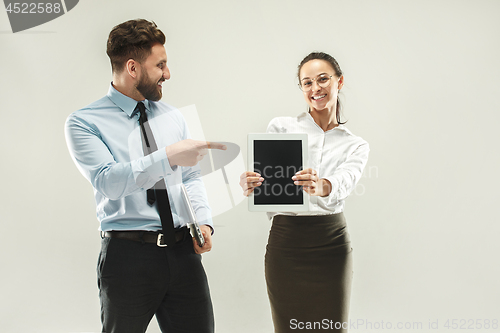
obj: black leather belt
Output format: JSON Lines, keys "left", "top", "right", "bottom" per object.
{"left": 102, "top": 227, "right": 189, "bottom": 247}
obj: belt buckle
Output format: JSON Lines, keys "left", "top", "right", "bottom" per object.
{"left": 157, "top": 233, "right": 168, "bottom": 247}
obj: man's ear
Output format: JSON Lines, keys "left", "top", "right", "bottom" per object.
{"left": 125, "top": 59, "right": 140, "bottom": 79}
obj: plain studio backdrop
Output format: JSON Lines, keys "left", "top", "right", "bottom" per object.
{"left": 1, "top": 1, "right": 499, "bottom": 332}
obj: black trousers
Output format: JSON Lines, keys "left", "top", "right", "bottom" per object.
{"left": 97, "top": 234, "right": 214, "bottom": 333}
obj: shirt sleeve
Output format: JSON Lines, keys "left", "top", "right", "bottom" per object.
{"left": 176, "top": 114, "right": 214, "bottom": 231}
{"left": 64, "top": 114, "right": 175, "bottom": 200}
{"left": 266, "top": 117, "right": 286, "bottom": 134}
{"left": 182, "top": 165, "right": 214, "bottom": 232}
{"left": 322, "top": 142, "right": 370, "bottom": 207}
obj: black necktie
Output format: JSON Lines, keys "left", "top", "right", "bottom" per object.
{"left": 136, "top": 102, "right": 176, "bottom": 246}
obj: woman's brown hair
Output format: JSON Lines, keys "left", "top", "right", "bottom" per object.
{"left": 298, "top": 52, "right": 346, "bottom": 124}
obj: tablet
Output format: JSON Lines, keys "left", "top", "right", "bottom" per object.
{"left": 180, "top": 184, "right": 205, "bottom": 247}
{"left": 247, "top": 133, "right": 309, "bottom": 212}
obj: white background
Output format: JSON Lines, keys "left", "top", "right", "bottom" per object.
{"left": 1, "top": 1, "right": 499, "bottom": 332}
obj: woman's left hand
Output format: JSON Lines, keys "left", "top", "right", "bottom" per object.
{"left": 292, "top": 168, "right": 332, "bottom": 197}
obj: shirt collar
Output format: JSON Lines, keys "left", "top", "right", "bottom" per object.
{"left": 107, "top": 82, "right": 151, "bottom": 117}
{"left": 301, "top": 111, "right": 349, "bottom": 133}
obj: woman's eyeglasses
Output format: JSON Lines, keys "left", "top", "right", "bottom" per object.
{"left": 299, "top": 74, "right": 334, "bottom": 92}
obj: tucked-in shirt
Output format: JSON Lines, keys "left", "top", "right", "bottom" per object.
{"left": 65, "top": 84, "right": 213, "bottom": 231}
{"left": 266, "top": 112, "right": 369, "bottom": 219}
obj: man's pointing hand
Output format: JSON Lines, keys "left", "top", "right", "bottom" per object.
{"left": 165, "top": 139, "right": 227, "bottom": 167}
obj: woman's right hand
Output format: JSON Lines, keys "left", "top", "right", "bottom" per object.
{"left": 239, "top": 171, "right": 264, "bottom": 196}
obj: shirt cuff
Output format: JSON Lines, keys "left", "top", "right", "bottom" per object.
{"left": 202, "top": 224, "right": 214, "bottom": 235}
{"left": 145, "top": 148, "right": 177, "bottom": 180}
{"left": 134, "top": 148, "right": 178, "bottom": 189}
{"left": 196, "top": 209, "right": 214, "bottom": 234}
{"left": 324, "top": 176, "right": 340, "bottom": 204}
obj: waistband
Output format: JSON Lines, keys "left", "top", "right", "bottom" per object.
{"left": 102, "top": 227, "right": 189, "bottom": 247}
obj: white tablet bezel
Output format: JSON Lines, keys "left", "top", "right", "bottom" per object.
{"left": 247, "top": 133, "right": 309, "bottom": 212}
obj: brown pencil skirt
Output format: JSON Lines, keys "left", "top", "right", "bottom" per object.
{"left": 265, "top": 213, "right": 353, "bottom": 333}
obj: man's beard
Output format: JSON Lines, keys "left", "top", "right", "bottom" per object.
{"left": 136, "top": 71, "right": 162, "bottom": 101}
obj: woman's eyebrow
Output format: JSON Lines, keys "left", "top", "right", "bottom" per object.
{"left": 301, "top": 72, "right": 328, "bottom": 80}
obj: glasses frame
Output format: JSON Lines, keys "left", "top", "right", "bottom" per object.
{"left": 298, "top": 74, "right": 334, "bottom": 92}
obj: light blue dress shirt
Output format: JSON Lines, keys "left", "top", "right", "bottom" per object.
{"left": 65, "top": 84, "right": 213, "bottom": 231}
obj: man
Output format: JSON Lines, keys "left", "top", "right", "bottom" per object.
{"left": 65, "top": 19, "right": 224, "bottom": 333}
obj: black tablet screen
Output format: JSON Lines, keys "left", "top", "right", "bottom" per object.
{"left": 253, "top": 140, "right": 303, "bottom": 205}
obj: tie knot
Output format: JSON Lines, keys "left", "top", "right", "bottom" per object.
{"left": 136, "top": 102, "right": 147, "bottom": 124}
{"left": 136, "top": 102, "right": 146, "bottom": 113}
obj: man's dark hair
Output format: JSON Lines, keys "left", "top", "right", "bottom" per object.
{"left": 106, "top": 19, "right": 166, "bottom": 73}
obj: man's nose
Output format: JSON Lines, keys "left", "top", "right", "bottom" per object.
{"left": 163, "top": 66, "right": 171, "bottom": 80}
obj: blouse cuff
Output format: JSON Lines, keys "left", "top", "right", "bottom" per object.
{"left": 324, "top": 175, "right": 340, "bottom": 204}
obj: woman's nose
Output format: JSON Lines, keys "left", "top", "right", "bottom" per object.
{"left": 312, "top": 80, "right": 321, "bottom": 91}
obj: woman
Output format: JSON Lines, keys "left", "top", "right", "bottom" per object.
{"left": 240, "top": 52, "right": 369, "bottom": 332}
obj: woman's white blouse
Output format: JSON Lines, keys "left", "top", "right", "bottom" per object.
{"left": 266, "top": 112, "right": 369, "bottom": 219}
